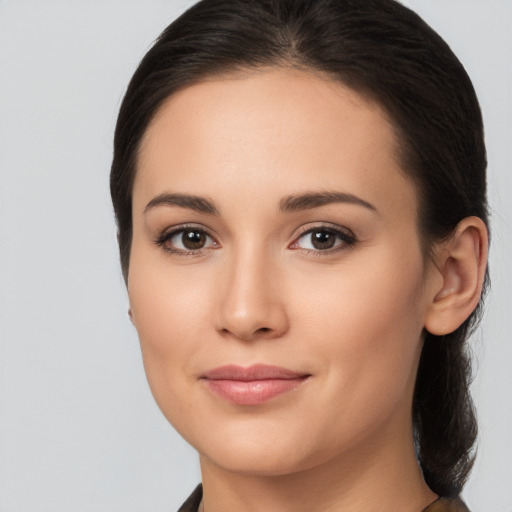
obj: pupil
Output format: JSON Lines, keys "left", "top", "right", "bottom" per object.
{"left": 182, "top": 230, "right": 206, "bottom": 249}
{"left": 312, "top": 230, "right": 335, "bottom": 250}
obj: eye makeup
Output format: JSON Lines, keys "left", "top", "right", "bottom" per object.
{"left": 153, "top": 222, "right": 358, "bottom": 258}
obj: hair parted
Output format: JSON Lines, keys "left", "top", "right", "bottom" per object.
{"left": 110, "top": 0, "right": 488, "bottom": 497}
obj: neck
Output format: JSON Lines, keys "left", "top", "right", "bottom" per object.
{"left": 199, "top": 421, "right": 436, "bottom": 512}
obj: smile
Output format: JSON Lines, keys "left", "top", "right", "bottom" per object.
{"left": 200, "top": 364, "right": 311, "bottom": 405}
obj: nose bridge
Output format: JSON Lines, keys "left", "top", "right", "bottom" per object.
{"left": 216, "top": 241, "right": 288, "bottom": 341}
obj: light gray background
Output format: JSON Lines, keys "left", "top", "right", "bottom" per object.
{"left": 0, "top": 1, "right": 510, "bottom": 511}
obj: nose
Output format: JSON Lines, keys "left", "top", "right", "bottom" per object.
{"left": 215, "top": 249, "right": 289, "bottom": 342}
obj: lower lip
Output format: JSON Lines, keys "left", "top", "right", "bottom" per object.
{"left": 203, "top": 377, "right": 308, "bottom": 405}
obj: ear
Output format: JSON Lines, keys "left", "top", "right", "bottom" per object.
{"left": 424, "top": 216, "right": 488, "bottom": 336}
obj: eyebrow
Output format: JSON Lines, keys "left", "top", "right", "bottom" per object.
{"left": 144, "top": 193, "right": 219, "bottom": 215}
{"left": 144, "top": 190, "right": 377, "bottom": 216}
{"left": 279, "top": 191, "right": 378, "bottom": 214}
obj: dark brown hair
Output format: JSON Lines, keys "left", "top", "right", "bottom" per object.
{"left": 110, "top": 0, "right": 488, "bottom": 497}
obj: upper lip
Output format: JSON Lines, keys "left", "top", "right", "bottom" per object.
{"left": 201, "top": 364, "right": 309, "bottom": 381}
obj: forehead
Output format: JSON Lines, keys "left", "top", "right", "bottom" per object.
{"left": 135, "top": 67, "right": 416, "bottom": 220}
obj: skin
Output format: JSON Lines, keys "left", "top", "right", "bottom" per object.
{"left": 127, "top": 68, "right": 487, "bottom": 512}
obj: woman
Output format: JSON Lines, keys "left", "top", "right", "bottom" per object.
{"left": 110, "top": 0, "right": 489, "bottom": 510}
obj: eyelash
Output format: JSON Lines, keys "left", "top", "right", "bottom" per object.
{"left": 154, "top": 224, "right": 218, "bottom": 257}
{"left": 290, "top": 225, "right": 357, "bottom": 254}
{"left": 154, "top": 224, "right": 357, "bottom": 256}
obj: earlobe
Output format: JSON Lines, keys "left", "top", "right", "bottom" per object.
{"left": 424, "top": 216, "right": 488, "bottom": 336}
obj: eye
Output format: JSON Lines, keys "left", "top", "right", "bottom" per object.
{"left": 291, "top": 226, "right": 356, "bottom": 252}
{"left": 156, "top": 227, "right": 217, "bottom": 254}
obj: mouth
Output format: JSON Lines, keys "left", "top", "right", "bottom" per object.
{"left": 200, "top": 364, "right": 311, "bottom": 405}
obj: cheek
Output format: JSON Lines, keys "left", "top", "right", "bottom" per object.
{"left": 295, "top": 243, "right": 425, "bottom": 337}
{"left": 291, "top": 243, "right": 427, "bottom": 408}
{"left": 127, "top": 247, "right": 216, "bottom": 402}
{"left": 129, "top": 240, "right": 214, "bottom": 336}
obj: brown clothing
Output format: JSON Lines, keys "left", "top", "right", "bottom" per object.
{"left": 178, "top": 484, "right": 203, "bottom": 512}
{"left": 424, "top": 496, "right": 471, "bottom": 512}
{"left": 177, "top": 484, "right": 471, "bottom": 511}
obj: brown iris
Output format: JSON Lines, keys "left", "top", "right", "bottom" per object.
{"left": 181, "top": 230, "right": 207, "bottom": 250}
{"left": 310, "top": 230, "right": 336, "bottom": 250}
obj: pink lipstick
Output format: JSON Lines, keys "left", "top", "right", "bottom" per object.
{"left": 201, "top": 364, "right": 310, "bottom": 405}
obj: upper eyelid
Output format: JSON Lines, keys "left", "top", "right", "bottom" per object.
{"left": 161, "top": 223, "right": 216, "bottom": 238}
{"left": 155, "top": 222, "right": 356, "bottom": 249}
{"left": 289, "top": 224, "right": 357, "bottom": 252}
{"left": 154, "top": 224, "right": 219, "bottom": 249}
{"left": 160, "top": 223, "right": 354, "bottom": 237}
{"left": 154, "top": 226, "right": 219, "bottom": 257}
{"left": 292, "top": 222, "right": 356, "bottom": 239}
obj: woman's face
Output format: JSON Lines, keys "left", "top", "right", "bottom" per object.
{"left": 128, "top": 68, "right": 439, "bottom": 476}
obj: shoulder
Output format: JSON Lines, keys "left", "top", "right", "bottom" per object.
{"left": 176, "top": 487, "right": 470, "bottom": 512}
{"left": 177, "top": 484, "right": 203, "bottom": 512}
{"left": 423, "top": 496, "right": 471, "bottom": 512}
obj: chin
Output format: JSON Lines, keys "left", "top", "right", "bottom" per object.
{"left": 188, "top": 419, "right": 332, "bottom": 477}
{"left": 201, "top": 443, "right": 311, "bottom": 477}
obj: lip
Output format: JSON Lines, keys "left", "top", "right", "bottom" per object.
{"left": 200, "top": 364, "right": 310, "bottom": 405}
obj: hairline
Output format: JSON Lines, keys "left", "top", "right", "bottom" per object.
{"left": 126, "top": 63, "right": 437, "bottom": 279}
